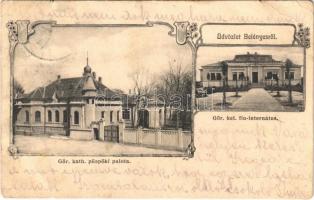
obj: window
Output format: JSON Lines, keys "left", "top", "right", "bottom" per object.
{"left": 266, "top": 72, "right": 273, "bottom": 79}
{"left": 48, "top": 110, "right": 52, "bottom": 122}
{"left": 207, "top": 73, "right": 210, "bottom": 80}
{"left": 285, "top": 71, "right": 295, "bottom": 80}
{"left": 272, "top": 73, "right": 278, "bottom": 80}
{"left": 122, "top": 109, "right": 130, "bottom": 120}
{"left": 101, "top": 111, "right": 105, "bottom": 118}
{"left": 117, "top": 111, "right": 120, "bottom": 121}
{"left": 216, "top": 73, "right": 222, "bottom": 80}
{"left": 63, "top": 110, "right": 67, "bottom": 123}
{"left": 55, "top": 110, "right": 60, "bottom": 122}
{"left": 92, "top": 99, "right": 94, "bottom": 104}
{"left": 290, "top": 72, "right": 295, "bottom": 80}
{"left": 239, "top": 72, "right": 245, "bottom": 80}
{"left": 25, "top": 111, "right": 29, "bottom": 123}
{"left": 35, "top": 111, "right": 41, "bottom": 123}
{"left": 232, "top": 72, "right": 237, "bottom": 81}
{"left": 210, "top": 73, "right": 216, "bottom": 80}
{"left": 74, "top": 111, "right": 79, "bottom": 125}
{"left": 158, "top": 109, "right": 162, "bottom": 126}
{"left": 110, "top": 111, "right": 113, "bottom": 123}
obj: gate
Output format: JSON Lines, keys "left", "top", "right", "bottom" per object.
{"left": 104, "top": 125, "right": 119, "bottom": 142}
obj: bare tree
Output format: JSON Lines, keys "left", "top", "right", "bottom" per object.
{"left": 128, "top": 67, "right": 155, "bottom": 97}
{"left": 128, "top": 66, "right": 156, "bottom": 127}
{"left": 285, "top": 59, "right": 293, "bottom": 103}
{"left": 221, "top": 61, "right": 228, "bottom": 105}
{"left": 14, "top": 79, "right": 25, "bottom": 98}
{"left": 156, "top": 58, "right": 192, "bottom": 129}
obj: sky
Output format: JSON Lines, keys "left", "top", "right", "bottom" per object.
{"left": 196, "top": 46, "right": 304, "bottom": 80}
{"left": 14, "top": 24, "right": 192, "bottom": 93}
{"left": 14, "top": 24, "right": 304, "bottom": 92}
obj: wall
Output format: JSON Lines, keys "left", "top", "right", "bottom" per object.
{"left": 122, "top": 128, "right": 191, "bottom": 151}
{"left": 95, "top": 104, "right": 122, "bottom": 126}
{"left": 15, "top": 124, "right": 66, "bottom": 136}
{"left": 70, "top": 128, "right": 93, "bottom": 140}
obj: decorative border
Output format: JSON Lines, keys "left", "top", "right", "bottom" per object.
{"left": 7, "top": 21, "right": 311, "bottom": 158}
{"left": 192, "top": 22, "right": 310, "bottom": 113}
{"left": 7, "top": 20, "right": 197, "bottom": 158}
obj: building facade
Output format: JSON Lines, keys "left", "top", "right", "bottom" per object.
{"left": 121, "top": 94, "right": 191, "bottom": 130}
{"left": 199, "top": 52, "right": 302, "bottom": 88}
{"left": 14, "top": 60, "right": 123, "bottom": 140}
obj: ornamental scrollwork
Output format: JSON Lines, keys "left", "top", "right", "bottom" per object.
{"left": 8, "top": 145, "right": 19, "bottom": 159}
{"left": 6, "top": 21, "right": 18, "bottom": 44}
{"left": 296, "top": 23, "right": 310, "bottom": 48}
{"left": 174, "top": 22, "right": 200, "bottom": 47}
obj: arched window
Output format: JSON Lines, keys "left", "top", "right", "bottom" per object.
{"left": 110, "top": 111, "right": 113, "bottom": 123}
{"left": 117, "top": 111, "right": 120, "bottom": 121}
{"left": 122, "top": 109, "right": 130, "bottom": 120}
{"left": 48, "top": 110, "right": 52, "bottom": 122}
{"left": 101, "top": 111, "right": 105, "bottom": 118}
{"left": 74, "top": 111, "right": 79, "bottom": 125}
{"left": 55, "top": 110, "right": 60, "bottom": 122}
{"left": 159, "top": 109, "right": 162, "bottom": 127}
{"left": 25, "top": 111, "right": 29, "bottom": 123}
{"left": 35, "top": 111, "right": 41, "bottom": 123}
{"left": 63, "top": 110, "right": 67, "bottom": 123}
{"left": 207, "top": 73, "right": 210, "bottom": 80}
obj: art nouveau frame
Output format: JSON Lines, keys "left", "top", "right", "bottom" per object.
{"left": 7, "top": 20, "right": 198, "bottom": 158}
{"left": 194, "top": 22, "right": 310, "bottom": 112}
{"left": 7, "top": 20, "right": 310, "bottom": 158}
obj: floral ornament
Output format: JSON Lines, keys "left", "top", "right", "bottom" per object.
{"left": 186, "top": 22, "right": 199, "bottom": 39}
{"left": 8, "top": 145, "right": 18, "bottom": 159}
{"left": 6, "top": 20, "right": 18, "bottom": 43}
{"left": 186, "top": 143, "right": 196, "bottom": 158}
{"left": 296, "top": 23, "right": 310, "bottom": 48}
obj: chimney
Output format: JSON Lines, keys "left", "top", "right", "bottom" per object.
{"left": 129, "top": 89, "right": 131, "bottom": 94}
{"left": 56, "top": 75, "right": 61, "bottom": 90}
{"left": 247, "top": 52, "right": 250, "bottom": 55}
{"left": 98, "top": 77, "right": 102, "bottom": 83}
{"left": 57, "top": 75, "right": 61, "bottom": 84}
{"left": 255, "top": 52, "right": 258, "bottom": 55}
{"left": 92, "top": 72, "right": 96, "bottom": 79}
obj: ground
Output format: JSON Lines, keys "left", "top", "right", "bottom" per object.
{"left": 14, "top": 135, "right": 183, "bottom": 156}
{"left": 196, "top": 91, "right": 247, "bottom": 111}
{"left": 269, "top": 90, "right": 304, "bottom": 112}
{"left": 196, "top": 88, "right": 304, "bottom": 112}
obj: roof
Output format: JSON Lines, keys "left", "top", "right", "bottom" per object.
{"left": 201, "top": 52, "right": 302, "bottom": 69}
{"left": 20, "top": 76, "right": 119, "bottom": 101}
{"left": 121, "top": 94, "right": 167, "bottom": 107}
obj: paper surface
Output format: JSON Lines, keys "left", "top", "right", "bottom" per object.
{"left": 1, "top": 1, "right": 313, "bottom": 198}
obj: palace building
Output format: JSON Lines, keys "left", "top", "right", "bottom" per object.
{"left": 199, "top": 52, "right": 302, "bottom": 88}
{"left": 14, "top": 58, "right": 123, "bottom": 140}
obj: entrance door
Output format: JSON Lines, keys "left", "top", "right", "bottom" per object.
{"left": 252, "top": 72, "right": 258, "bottom": 83}
{"left": 138, "top": 110, "right": 149, "bottom": 128}
{"left": 103, "top": 125, "right": 119, "bottom": 142}
{"left": 93, "top": 128, "right": 99, "bottom": 140}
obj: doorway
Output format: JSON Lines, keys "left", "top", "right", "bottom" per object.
{"left": 93, "top": 128, "right": 99, "bottom": 140}
{"left": 252, "top": 72, "right": 258, "bottom": 83}
{"left": 138, "top": 109, "right": 149, "bottom": 128}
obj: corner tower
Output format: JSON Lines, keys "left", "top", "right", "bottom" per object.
{"left": 82, "top": 54, "right": 97, "bottom": 128}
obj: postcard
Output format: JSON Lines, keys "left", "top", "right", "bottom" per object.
{"left": 1, "top": 1, "right": 313, "bottom": 198}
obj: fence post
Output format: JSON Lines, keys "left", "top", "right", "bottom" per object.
{"left": 178, "top": 128, "right": 184, "bottom": 150}
{"left": 157, "top": 128, "right": 162, "bottom": 147}
{"left": 98, "top": 119, "right": 104, "bottom": 141}
{"left": 138, "top": 126, "right": 143, "bottom": 145}
{"left": 118, "top": 120, "right": 124, "bottom": 144}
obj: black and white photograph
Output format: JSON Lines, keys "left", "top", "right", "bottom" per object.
{"left": 11, "top": 22, "right": 194, "bottom": 156}
{"left": 196, "top": 47, "right": 305, "bottom": 112}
